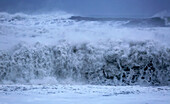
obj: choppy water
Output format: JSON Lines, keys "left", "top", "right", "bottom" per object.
{"left": 0, "top": 12, "right": 170, "bottom": 85}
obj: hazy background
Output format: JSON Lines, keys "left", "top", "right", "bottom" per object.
{"left": 0, "top": 0, "right": 170, "bottom": 17}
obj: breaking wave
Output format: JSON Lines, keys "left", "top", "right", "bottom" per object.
{"left": 1, "top": 12, "right": 169, "bottom": 28}
{"left": 0, "top": 40, "right": 170, "bottom": 86}
{"left": 0, "top": 12, "right": 170, "bottom": 86}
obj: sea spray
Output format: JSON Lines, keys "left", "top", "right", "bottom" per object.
{"left": 0, "top": 40, "right": 169, "bottom": 85}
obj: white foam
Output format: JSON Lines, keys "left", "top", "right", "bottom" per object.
{"left": 0, "top": 12, "right": 170, "bottom": 85}
{"left": 0, "top": 12, "right": 170, "bottom": 51}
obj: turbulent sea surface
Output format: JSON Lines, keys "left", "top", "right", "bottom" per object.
{"left": 0, "top": 12, "right": 170, "bottom": 86}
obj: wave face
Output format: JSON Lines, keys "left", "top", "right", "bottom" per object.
{"left": 0, "top": 41, "right": 170, "bottom": 85}
{"left": 0, "top": 12, "right": 170, "bottom": 85}
{"left": 69, "top": 16, "right": 170, "bottom": 27}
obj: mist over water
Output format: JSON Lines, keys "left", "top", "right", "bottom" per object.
{"left": 0, "top": 0, "right": 170, "bottom": 86}
{"left": 0, "top": 0, "right": 170, "bottom": 17}
{"left": 0, "top": 2, "right": 170, "bottom": 104}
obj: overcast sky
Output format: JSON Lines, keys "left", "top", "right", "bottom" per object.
{"left": 0, "top": 0, "right": 170, "bottom": 17}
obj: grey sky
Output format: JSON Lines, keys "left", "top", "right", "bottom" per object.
{"left": 0, "top": 0, "right": 170, "bottom": 17}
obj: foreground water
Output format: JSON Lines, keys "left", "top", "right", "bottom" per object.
{"left": 0, "top": 85, "right": 170, "bottom": 104}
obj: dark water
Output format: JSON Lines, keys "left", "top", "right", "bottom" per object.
{"left": 69, "top": 16, "right": 170, "bottom": 27}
